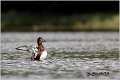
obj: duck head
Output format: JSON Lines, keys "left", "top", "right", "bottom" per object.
{"left": 37, "top": 37, "right": 47, "bottom": 45}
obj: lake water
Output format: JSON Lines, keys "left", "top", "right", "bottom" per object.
{"left": 1, "top": 32, "right": 119, "bottom": 80}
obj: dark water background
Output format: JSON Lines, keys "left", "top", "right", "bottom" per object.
{"left": 1, "top": 32, "right": 119, "bottom": 80}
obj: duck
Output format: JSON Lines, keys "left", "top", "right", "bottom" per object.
{"left": 32, "top": 37, "right": 47, "bottom": 61}
{"left": 16, "top": 37, "right": 47, "bottom": 61}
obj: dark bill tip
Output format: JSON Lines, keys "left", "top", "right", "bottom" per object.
{"left": 42, "top": 40, "right": 47, "bottom": 42}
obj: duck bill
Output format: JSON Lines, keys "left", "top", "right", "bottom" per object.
{"left": 42, "top": 39, "right": 47, "bottom": 42}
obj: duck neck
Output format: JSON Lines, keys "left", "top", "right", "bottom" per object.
{"left": 38, "top": 43, "right": 45, "bottom": 52}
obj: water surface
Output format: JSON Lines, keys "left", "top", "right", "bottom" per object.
{"left": 1, "top": 32, "right": 119, "bottom": 80}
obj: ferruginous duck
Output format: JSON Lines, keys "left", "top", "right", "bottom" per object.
{"left": 16, "top": 37, "right": 47, "bottom": 61}
{"left": 32, "top": 37, "right": 47, "bottom": 61}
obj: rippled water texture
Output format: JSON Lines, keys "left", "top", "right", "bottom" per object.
{"left": 1, "top": 32, "right": 119, "bottom": 80}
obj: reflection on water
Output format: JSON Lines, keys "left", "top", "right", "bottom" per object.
{"left": 1, "top": 32, "right": 119, "bottom": 80}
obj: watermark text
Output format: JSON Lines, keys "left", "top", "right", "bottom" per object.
{"left": 87, "top": 72, "right": 109, "bottom": 76}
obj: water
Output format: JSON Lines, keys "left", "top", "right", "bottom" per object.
{"left": 1, "top": 32, "right": 119, "bottom": 80}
